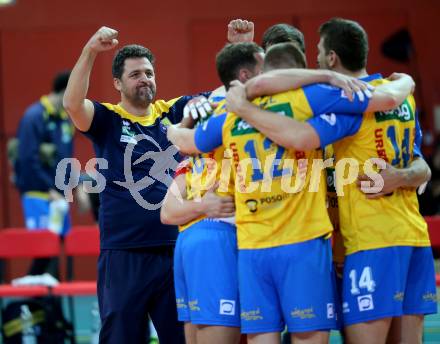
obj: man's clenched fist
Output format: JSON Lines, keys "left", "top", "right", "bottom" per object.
{"left": 86, "top": 26, "right": 119, "bottom": 53}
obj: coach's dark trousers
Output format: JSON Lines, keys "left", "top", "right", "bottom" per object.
{"left": 97, "top": 247, "right": 185, "bottom": 344}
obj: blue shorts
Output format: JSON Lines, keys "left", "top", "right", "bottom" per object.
{"left": 174, "top": 220, "right": 240, "bottom": 327}
{"left": 342, "top": 246, "right": 437, "bottom": 326}
{"left": 239, "top": 237, "right": 337, "bottom": 334}
{"left": 22, "top": 194, "right": 71, "bottom": 236}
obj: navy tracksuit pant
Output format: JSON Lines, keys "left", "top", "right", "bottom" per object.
{"left": 97, "top": 247, "right": 185, "bottom": 344}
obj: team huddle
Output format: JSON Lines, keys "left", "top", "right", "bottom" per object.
{"left": 162, "top": 18, "right": 436, "bottom": 344}
{"left": 63, "top": 16, "right": 436, "bottom": 344}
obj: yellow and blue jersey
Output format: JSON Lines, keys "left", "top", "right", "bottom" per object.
{"left": 179, "top": 99, "right": 235, "bottom": 232}
{"left": 194, "top": 83, "right": 370, "bottom": 249}
{"left": 82, "top": 95, "right": 207, "bottom": 249}
{"left": 308, "top": 74, "right": 429, "bottom": 255}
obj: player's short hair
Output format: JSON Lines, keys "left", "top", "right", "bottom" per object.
{"left": 52, "top": 70, "right": 71, "bottom": 94}
{"left": 112, "top": 44, "right": 155, "bottom": 79}
{"left": 263, "top": 42, "right": 307, "bottom": 71}
{"left": 262, "top": 24, "right": 306, "bottom": 53}
{"left": 319, "top": 18, "right": 368, "bottom": 72}
{"left": 216, "top": 42, "right": 264, "bottom": 89}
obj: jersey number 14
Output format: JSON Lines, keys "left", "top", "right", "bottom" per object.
{"left": 349, "top": 266, "right": 376, "bottom": 295}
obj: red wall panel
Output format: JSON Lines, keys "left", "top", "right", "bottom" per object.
{"left": 1, "top": 28, "right": 98, "bottom": 135}
{"left": 188, "top": 16, "right": 299, "bottom": 93}
{"left": 0, "top": 0, "right": 438, "bottom": 231}
{"left": 409, "top": 6, "right": 440, "bottom": 136}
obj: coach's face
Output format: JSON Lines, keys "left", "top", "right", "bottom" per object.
{"left": 115, "top": 57, "right": 157, "bottom": 108}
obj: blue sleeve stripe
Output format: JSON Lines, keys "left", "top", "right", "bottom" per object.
{"left": 210, "top": 96, "right": 225, "bottom": 103}
{"left": 307, "top": 113, "right": 363, "bottom": 148}
{"left": 413, "top": 111, "right": 423, "bottom": 158}
{"left": 194, "top": 114, "right": 226, "bottom": 152}
{"left": 303, "top": 83, "right": 369, "bottom": 115}
{"left": 413, "top": 143, "right": 422, "bottom": 158}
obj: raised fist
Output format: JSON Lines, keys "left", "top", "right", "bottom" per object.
{"left": 227, "top": 19, "right": 254, "bottom": 43}
{"left": 86, "top": 26, "right": 119, "bottom": 53}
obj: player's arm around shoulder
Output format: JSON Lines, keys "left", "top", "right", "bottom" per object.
{"left": 357, "top": 119, "right": 431, "bottom": 198}
{"left": 365, "top": 73, "right": 415, "bottom": 112}
{"left": 246, "top": 69, "right": 369, "bottom": 101}
{"left": 358, "top": 158, "right": 431, "bottom": 199}
{"left": 167, "top": 122, "right": 201, "bottom": 155}
{"left": 227, "top": 80, "right": 320, "bottom": 151}
{"left": 399, "top": 157, "right": 432, "bottom": 188}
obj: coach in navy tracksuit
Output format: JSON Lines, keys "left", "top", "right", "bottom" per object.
{"left": 64, "top": 26, "right": 206, "bottom": 343}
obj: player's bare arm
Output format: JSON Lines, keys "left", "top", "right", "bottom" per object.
{"left": 234, "top": 74, "right": 416, "bottom": 152}
{"left": 245, "top": 70, "right": 414, "bottom": 111}
{"left": 358, "top": 158, "right": 432, "bottom": 199}
{"left": 227, "top": 80, "right": 320, "bottom": 151}
{"left": 246, "top": 68, "right": 371, "bottom": 101}
{"left": 161, "top": 174, "right": 235, "bottom": 225}
{"left": 63, "top": 26, "right": 119, "bottom": 131}
{"left": 167, "top": 125, "right": 201, "bottom": 155}
{"left": 365, "top": 73, "right": 415, "bottom": 112}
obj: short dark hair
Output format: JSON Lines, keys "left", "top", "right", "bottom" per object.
{"left": 319, "top": 18, "right": 368, "bottom": 72}
{"left": 264, "top": 42, "right": 307, "bottom": 71}
{"left": 112, "top": 44, "right": 155, "bottom": 79}
{"left": 216, "top": 42, "right": 263, "bottom": 89}
{"left": 52, "top": 70, "right": 71, "bottom": 93}
{"left": 262, "top": 24, "right": 305, "bottom": 53}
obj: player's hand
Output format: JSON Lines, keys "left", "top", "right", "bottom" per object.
{"left": 387, "top": 72, "right": 412, "bottom": 81}
{"left": 183, "top": 96, "right": 212, "bottom": 120}
{"left": 201, "top": 184, "right": 235, "bottom": 218}
{"left": 208, "top": 86, "right": 226, "bottom": 111}
{"left": 357, "top": 162, "right": 403, "bottom": 199}
{"left": 417, "top": 181, "right": 428, "bottom": 195}
{"left": 328, "top": 71, "right": 374, "bottom": 102}
{"left": 227, "top": 19, "right": 255, "bottom": 43}
{"left": 226, "top": 80, "right": 248, "bottom": 113}
{"left": 86, "top": 26, "right": 119, "bottom": 53}
{"left": 387, "top": 72, "right": 415, "bottom": 94}
{"left": 178, "top": 115, "right": 195, "bottom": 129}
{"left": 49, "top": 188, "right": 65, "bottom": 201}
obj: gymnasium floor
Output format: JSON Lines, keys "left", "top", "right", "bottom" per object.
{"left": 1, "top": 293, "right": 439, "bottom": 343}
{"left": 68, "top": 295, "right": 440, "bottom": 344}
